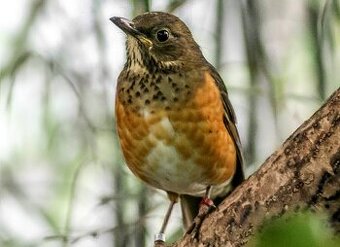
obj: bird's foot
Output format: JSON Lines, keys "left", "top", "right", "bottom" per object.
{"left": 185, "top": 197, "right": 216, "bottom": 239}
{"left": 200, "top": 197, "right": 216, "bottom": 208}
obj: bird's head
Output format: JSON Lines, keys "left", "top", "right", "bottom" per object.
{"left": 110, "top": 12, "right": 204, "bottom": 71}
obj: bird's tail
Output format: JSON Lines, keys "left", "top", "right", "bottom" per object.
{"left": 180, "top": 194, "right": 201, "bottom": 230}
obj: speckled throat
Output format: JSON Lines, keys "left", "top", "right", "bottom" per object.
{"left": 117, "top": 37, "right": 204, "bottom": 114}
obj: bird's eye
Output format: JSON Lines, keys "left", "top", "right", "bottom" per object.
{"left": 156, "top": 29, "right": 169, "bottom": 42}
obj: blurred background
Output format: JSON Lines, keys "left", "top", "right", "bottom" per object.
{"left": 0, "top": 0, "right": 339, "bottom": 247}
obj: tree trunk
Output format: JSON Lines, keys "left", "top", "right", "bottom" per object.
{"left": 172, "top": 88, "right": 340, "bottom": 247}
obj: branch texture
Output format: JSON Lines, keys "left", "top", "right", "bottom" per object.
{"left": 174, "top": 88, "right": 340, "bottom": 247}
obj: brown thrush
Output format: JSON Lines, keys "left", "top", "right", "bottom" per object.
{"left": 110, "top": 11, "right": 244, "bottom": 244}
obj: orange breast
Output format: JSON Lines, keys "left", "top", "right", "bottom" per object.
{"left": 115, "top": 72, "right": 236, "bottom": 195}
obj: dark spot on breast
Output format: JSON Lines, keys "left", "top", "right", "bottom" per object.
{"left": 168, "top": 77, "right": 172, "bottom": 82}
{"left": 128, "top": 80, "right": 136, "bottom": 89}
{"left": 160, "top": 96, "right": 166, "bottom": 101}
{"left": 143, "top": 87, "right": 149, "bottom": 93}
{"left": 145, "top": 99, "right": 150, "bottom": 105}
{"left": 152, "top": 91, "right": 164, "bottom": 100}
{"left": 156, "top": 76, "right": 162, "bottom": 84}
{"left": 165, "top": 106, "right": 171, "bottom": 110}
{"left": 134, "top": 106, "right": 140, "bottom": 111}
{"left": 173, "top": 97, "right": 178, "bottom": 102}
{"left": 128, "top": 98, "right": 132, "bottom": 104}
{"left": 140, "top": 77, "right": 146, "bottom": 84}
{"left": 135, "top": 91, "right": 141, "bottom": 97}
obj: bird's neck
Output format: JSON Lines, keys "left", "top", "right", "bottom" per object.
{"left": 125, "top": 37, "right": 184, "bottom": 74}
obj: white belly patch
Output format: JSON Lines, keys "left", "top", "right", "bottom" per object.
{"left": 144, "top": 117, "right": 207, "bottom": 195}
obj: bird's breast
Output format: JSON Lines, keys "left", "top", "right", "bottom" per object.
{"left": 115, "top": 71, "right": 237, "bottom": 195}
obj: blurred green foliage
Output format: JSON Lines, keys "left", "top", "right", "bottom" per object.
{"left": 248, "top": 213, "right": 340, "bottom": 247}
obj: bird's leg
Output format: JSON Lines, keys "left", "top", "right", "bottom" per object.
{"left": 186, "top": 185, "right": 216, "bottom": 238}
{"left": 154, "top": 200, "right": 175, "bottom": 243}
{"left": 154, "top": 193, "right": 178, "bottom": 245}
{"left": 200, "top": 185, "right": 216, "bottom": 208}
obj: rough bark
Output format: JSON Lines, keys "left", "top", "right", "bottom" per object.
{"left": 172, "top": 88, "right": 340, "bottom": 247}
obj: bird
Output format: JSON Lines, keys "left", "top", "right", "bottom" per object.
{"left": 110, "top": 11, "right": 244, "bottom": 244}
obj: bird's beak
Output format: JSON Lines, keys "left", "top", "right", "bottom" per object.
{"left": 110, "top": 16, "right": 152, "bottom": 47}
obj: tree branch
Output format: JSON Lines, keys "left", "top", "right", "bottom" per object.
{"left": 173, "top": 88, "right": 340, "bottom": 246}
